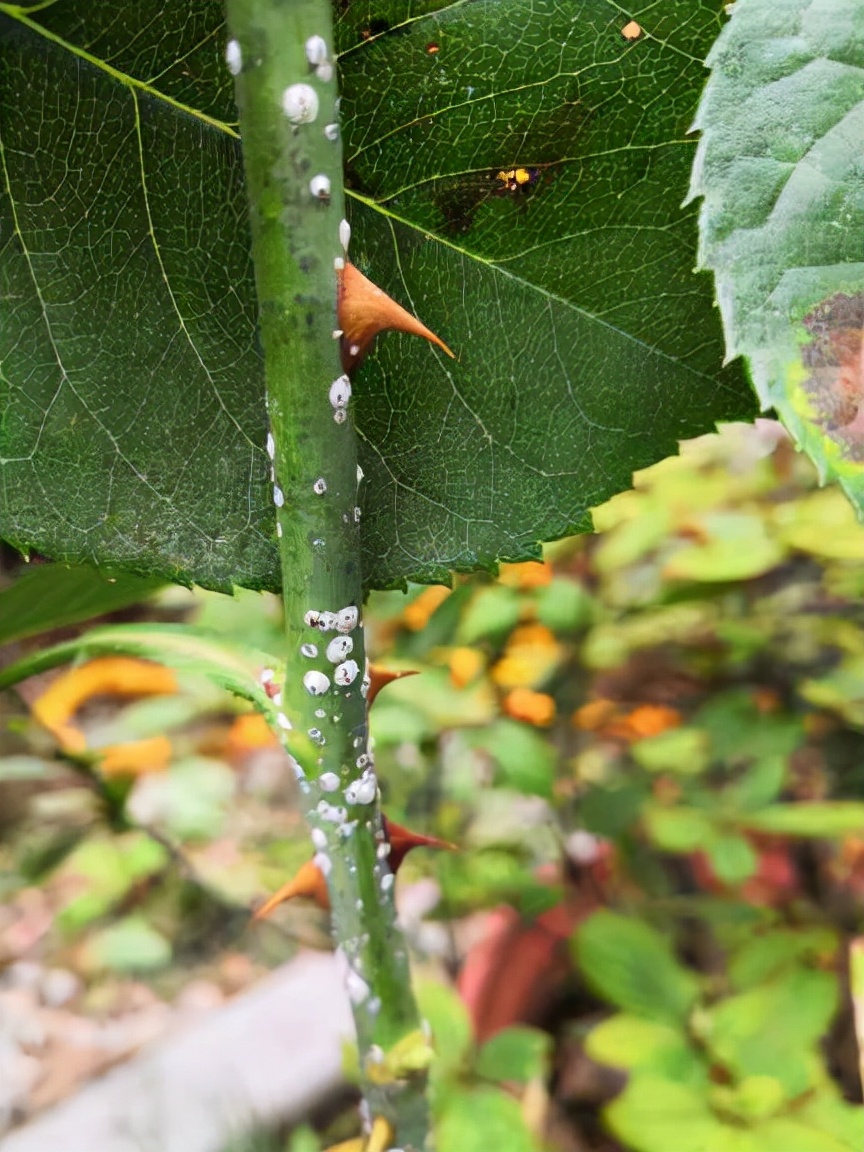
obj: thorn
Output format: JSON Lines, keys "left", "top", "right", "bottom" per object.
{"left": 337, "top": 261, "right": 456, "bottom": 372}
{"left": 253, "top": 858, "right": 330, "bottom": 917}
{"left": 253, "top": 815, "right": 456, "bottom": 917}
{"left": 367, "top": 664, "right": 419, "bottom": 707}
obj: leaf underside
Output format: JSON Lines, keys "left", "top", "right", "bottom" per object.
{"left": 0, "top": 0, "right": 754, "bottom": 592}
{"left": 690, "top": 0, "right": 864, "bottom": 507}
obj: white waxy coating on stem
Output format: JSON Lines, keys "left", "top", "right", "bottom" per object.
{"left": 309, "top": 173, "right": 331, "bottom": 200}
{"left": 260, "top": 668, "right": 275, "bottom": 684}
{"left": 318, "top": 771, "right": 340, "bottom": 792}
{"left": 334, "top": 256, "right": 345, "bottom": 271}
{"left": 334, "top": 659, "right": 359, "bottom": 686}
{"left": 272, "top": 692, "right": 282, "bottom": 707}
{"left": 324, "top": 122, "right": 339, "bottom": 141}
{"left": 276, "top": 712, "right": 292, "bottom": 730}
{"left": 356, "top": 464, "right": 364, "bottom": 483}
{"left": 336, "top": 606, "right": 358, "bottom": 633}
{"left": 311, "top": 828, "right": 328, "bottom": 851}
{"left": 276, "top": 522, "right": 283, "bottom": 538}
{"left": 316, "top": 60, "right": 334, "bottom": 83}
{"left": 329, "top": 375, "right": 352, "bottom": 409}
{"left": 345, "top": 967, "right": 370, "bottom": 1005}
{"left": 326, "top": 635, "right": 353, "bottom": 663}
{"left": 273, "top": 485, "right": 284, "bottom": 507}
{"left": 317, "top": 800, "right": 347, "bottom": 823}
{"left": 225, "top": 39, "right": 242, "bottom": 75}
{"left": 265, "top": 431, "right": 275, "bottom": 459}
{"left": 300, "top": 642, "right": 318, "bottom": 658}
{"left": 303, "top": 670, "right": 330, "bottom": 696}
{"left": 377, "top": 841, "right": 391, "bottom": 859}
{"left": 353, "top": 506, "right": 361, "bottom": 522}
{"left": 339, "top": 218, "right": 351, "bottom": 251}
{"left": 313, "top": 851, "right": 332, "bottom": 878}
{"left": 312, "top": 477, "right": 327, "bottom": 495}
{"left": 304, "top": 34, "right": 328, "bottom": 65}
{"left": 333, "top": 408, "right": 347, "bottom": 425}
{"left": 282, "top": 83, "right": 319, "bottom": 124}
{"left": 380, "top": 872, "right": 395, "bottom": 893}
{"left": 344, "top": 770, "right": 377, "bottom": 805}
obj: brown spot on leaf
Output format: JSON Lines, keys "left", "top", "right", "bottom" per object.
{"left": 801, "top": 293, "right": 864, "bottom": 460}
{"left": 621, "top": 20, "right": 643, "bottom": 41}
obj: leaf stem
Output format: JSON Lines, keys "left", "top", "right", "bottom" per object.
{"left": 224, "top": 1, "right": 429, "bottom": 1145}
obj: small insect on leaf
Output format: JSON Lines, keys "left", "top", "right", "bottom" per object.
{"left": 495, "top": 167, "right": 539, "bottom": 194}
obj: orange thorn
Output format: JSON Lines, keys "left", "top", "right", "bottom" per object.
{"left": 253, "top": 816, "right": 457, "bottom": 919}
{"left": 367, "top": 664, "right": 419, "bottom": 707}
{"left": 337, "top": 261, "right": 455, "bottom": 372}
{"left": 383, "top": 816, "right": 459, "bottom": 871}
{"left": 253, "top": 858, "right": 330, "bottom": 918}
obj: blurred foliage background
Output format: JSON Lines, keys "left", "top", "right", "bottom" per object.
{"left": 3, "top": 420, "right": 864, "bottom": 1151}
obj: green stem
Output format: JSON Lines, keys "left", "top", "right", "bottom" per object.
{"left": 224, "top": 2, "right": 429, "bottom": 1146}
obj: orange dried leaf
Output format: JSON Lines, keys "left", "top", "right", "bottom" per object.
{"left": 499, "top": 561, "right": 552, "bottom": 589}
{"left": 225, "top": 712, "right": 278, "bottom": 758}
{"left": 572, "top": 698, "right": 619, "bottom": 732}
{"left": 367, "top": 665, "right": 419, "bottom": 707}
{"left": 606, "top": 703, "right": 681, "bottom": 742}
{"left": 402, "top": 585, "right": 451, "bottom": 631}
{"left": 503, "top": 687, "right": 556, "bottom": 727}
{"left": 99, "top": 736, "right": 172, "bottom": 778}
{"left": 32, "top": 656, "right": 178, "bottom": 753}
{"left": 337, "top": 261, "right": 455, "bottom": 372}
{"left": 448, "top": 646, "right": 485, "bottom": 688}
{"left": 621, "top": 19, "right": 643, "bottom": 40}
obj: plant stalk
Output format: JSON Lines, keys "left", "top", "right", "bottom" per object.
{"left": 225, "top": 1, "right": 429, "bottom": 1146}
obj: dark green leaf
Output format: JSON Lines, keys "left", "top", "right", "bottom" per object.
{"left": 1, "top": 1, "right": 753, "bottom": 591}
{"left": 690, "top": 0, "right": 864, "bottom": 513}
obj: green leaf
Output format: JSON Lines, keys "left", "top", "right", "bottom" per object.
{"left": 705, "top": 834, "right": 759, "bottom": 885}
{"left": 703, "top": 967, "right": 838, "bottom": 1098}
{"left": 632, "top": 728, "right": 710, "bottom": 775}
{"left": 0, "top": 1, "right": 754, "bottom": 592}
{"left": 457, "top": 586, "right": 522, "bottom": 645}
{"left": 690, "top": 0, "right": 864, "bottom": 511}
{"left": 416, "top": 981, "right": 473, "bottom": 1080}
{"left": 0, "top": 564, "right": 163, "bottom": 646}
{"left": 606, "top": 1077, "right": 761, "bottom": 1152}
{"left": 586, "top": 1014, "right": 704, "bottom": 1086}
{"left": 474, "top": 1026, "right": 551, "bottom": 1085}
{"left": 729, "top": 927, "right": 838, "bottom": 990}
{"left": 468, "top": 719, "right": 556, "bottom": 800}
{"left": 643, "top": 805, "right": 717, "bottom": 853}
{"left": 436, "top": 1086, "right": 540, "bottom": 1152}
{"left": 80, "top": 914, "right": 172, "bottom": 973}
{"left": 54, "top": 832, "right": 167, "bottom": 932}
{"left": 574, "top": 910, "right": 700, "bottom": 1024}
{"left": 739, "top": 802, "right": 864, "bottom": 838}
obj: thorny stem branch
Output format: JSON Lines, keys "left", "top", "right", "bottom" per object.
{"left": 224, "top": 2, "right": 430, "bottom": 1147}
